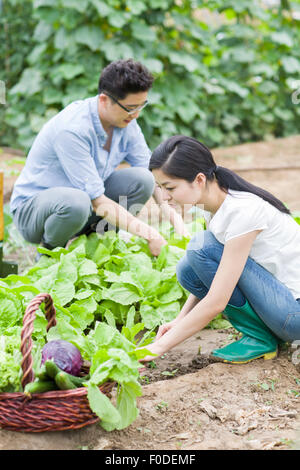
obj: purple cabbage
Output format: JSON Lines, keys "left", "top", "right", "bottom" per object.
{"left": 41, "top": 340, "right": 83, "bottom": 376}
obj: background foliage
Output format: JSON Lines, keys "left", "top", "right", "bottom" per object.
{"left": 1, "top": 0, "right": 300, "bottom": 152}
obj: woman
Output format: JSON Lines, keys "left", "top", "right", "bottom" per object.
{"left": 142, "top": 135, "right": 300, "bottom": 364}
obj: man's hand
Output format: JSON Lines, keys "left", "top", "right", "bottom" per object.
{"left": 92, "top": 194, "right": 167, "bottom": 256}
{"left": 153, "top": 186, "right": 191, "bottom": 239}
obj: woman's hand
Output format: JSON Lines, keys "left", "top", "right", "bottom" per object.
{"left": 137, "top": 320, "right": 179, "bottom": 371}
{"left": 137, "top": 341, "right": 165, "bottom": 364}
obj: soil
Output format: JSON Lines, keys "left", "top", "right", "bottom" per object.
{"left": 0, "top": 135, "right": 300, "bottom": 451}
{"left": 0, "top": 330, "right": 299, "bottom": 451}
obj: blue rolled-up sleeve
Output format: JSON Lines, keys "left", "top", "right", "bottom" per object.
{"left": 53, "top": 129, "right": 105, "bottom": 200}
{"left": 123, "top": 121, "right": 151, "bottom": 168}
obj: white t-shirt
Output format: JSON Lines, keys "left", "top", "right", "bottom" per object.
{"left": 203, "top": 190, "right": 300, "bottom": 300}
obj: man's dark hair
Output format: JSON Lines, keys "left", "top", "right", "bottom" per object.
{"left": 98, "top": 59, "right": 154, "bottom": 99}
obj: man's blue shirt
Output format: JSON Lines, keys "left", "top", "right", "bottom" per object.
{"left": 10, "top": 95, "right": 151, "bottom": 214}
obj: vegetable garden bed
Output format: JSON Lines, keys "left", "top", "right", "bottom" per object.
{"left": 0, "top": 227, "right": 198, "bottom": 431}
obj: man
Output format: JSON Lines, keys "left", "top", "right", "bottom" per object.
{"left": 10, "top": 59, "right": 189, "bottom": 260}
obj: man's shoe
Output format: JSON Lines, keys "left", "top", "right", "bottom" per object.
{"left": 84, "top": 222, "right": 119, "bottom": 236}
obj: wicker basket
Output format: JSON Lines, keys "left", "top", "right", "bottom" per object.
{"left": 0, "top": 293, "right": 114, "bottom": 432}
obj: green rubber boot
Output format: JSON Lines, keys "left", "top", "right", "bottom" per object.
{"left": 211, "top": 300, "right": 278, "bottom": 364}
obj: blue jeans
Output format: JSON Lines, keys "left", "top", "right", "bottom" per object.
{"left": 176, "top": 230, "right": 300, "bottom": 342}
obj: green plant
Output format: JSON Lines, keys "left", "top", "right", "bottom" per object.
{"left": 161, "top": 368, "right": 178, "bottom": 376}
{"left": 155, "top": 400, "right": 168, "bottom": 410}
{"left": 1, "top": 0, "right": 300, "bottom": 151}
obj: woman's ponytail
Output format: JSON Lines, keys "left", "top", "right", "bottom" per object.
{"left": 214, "top": 166, "right": 290, "bottom": 215}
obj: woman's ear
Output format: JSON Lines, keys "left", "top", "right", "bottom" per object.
{"left": 195, "top": 172, "right": 207, "bottom": 186}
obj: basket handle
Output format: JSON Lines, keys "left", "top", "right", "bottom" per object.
{"left": 20, "top": 293, "right": 57, "bottom": 388}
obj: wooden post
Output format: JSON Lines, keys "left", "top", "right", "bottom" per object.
{"left": 0, "top": 170, "right": 18, "bottom": 276}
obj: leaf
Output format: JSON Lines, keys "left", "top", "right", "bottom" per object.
{"left": 127, "top": 0, "right": 148, "bottom": 15}
{"left": 221, "top": 114, "right": 242, "bottom": 131}
{"left": 156, "top": 245, "right": 185, "bottom": 270}
{"left": 103, "top": 41, "right": 134, "bottom": 61}
{"left": 33, "top": 20, "right": 53, "bottom": 42}
{"left": 43, "top": 87, "right": 64, "bottom": 105}
{"left": 206, "top": 314, "right": 231, "bottom": 330}
{"left": 10, "top": 285, "right": 40, "bottom": 303}
{"left": 177, "top": 101, "right": 199, "bottom": 123}
{"left": 229, "top": 48, "right": 255, "bottom": 63}
{"left": 92, "top": 0, "right": 112, "bottom": 16}
{"left": 124, "top": 252, "right": 153, "bottom": 271}
{"left": 99, "top": 300, "right": 129, "bottom": 325}
{"left": 281, "top": 56, "right": 300, "bottom": 74}
{"left": 249, "top": 62, "right": 275, "bottom": 78}
{"left": 103, "top": 270, "right": 142, "bottom": 294}
{"left": 133, "top": 267, "right": 161, "bottom": 297}
{"left": 125, "top": 306, "right": 136, "bottom": 330}
{"left": 57, "top": 252, "right": 78, "bottom": 283}
{"left": 202, "top": 82, "right": 225, "bottom": 95}
{"left": 75, "top": 26, "right": 104, "bottom": 51}
{"left": 2, "top": 274, "right": 32, "bottom": 286}
{"left": 33, "top": 0, "right": 54, "bottom": 7}
{"left": 68, "top": 300, "right": 96, "bottom": 330}
{"left": 274, "top": 107, "right": 294, "bottom": 121}
{"left": 206, "top": 127, "right": 224, "bottom": 144}
{"left": 27, "top": 43, "right": 48, "bottom": 65}
{"left": 260, "top": 382, "right": 270, "bottom": 391}
{"left": 101, "top": 283, "right": 142, "bottom": 305}
{"left": 131, "top": 21, "right": 157, "bottom": 42}
{"left": 80, "top": 274, "right": 102, "bottom": 287}
{"left": 139, "top": 303, "right": 161, "bottom": 330}
{"left": 221, "top": 80, "right": 249, "bottom": 98}
{"left": 61, "top": 0, "right": 89, "bottom": 12}
{"left": 108, "top": 10, "right": 129, "bottom": 28}
{"left": 156, "top": 281, "right": 183, "bottom": 304}
{"left": 0, "top": 288, "right": 23, "bottom": 333}
{"left": 141, "top": 58, "right": 163, "bottom": 74}
{"left": 157, "top": 301, "right": 181, "bottom": 323}
{"left": 271, "top": 31, "right": 293, "bottom": 47}
{"left": 104, "top": 310, "right": 117, "bottom": 328}
{"left": 46, "top": 316, "right": 90, "bottom": 356}
{"left": 73, "top": 288, "right": 95, "bottom": 300}
{"left": 92, "top": 322, "right": 133, "bottom": 352}
{"left": 57, "top": 63, "right": 84, "bottom": 80}
{"left": 115, "top": 381, "right": 142, "bottom": 430}
{"left": 149, "top": 0, "right": 170, "bottom": 7}
{"left": 50, "top": 278, "right": 75, "bottom": 306}
{"left": 169, "top": 52, "right": 199, "bottom": 72}
{"left": 92, "top": 243, "right": 111, "bottom": 266}
{"left": 78, "top": 258, "right": 98, "bottom": 277}
{"left": 10, "top": 69, "right": 43, "bottom": 96}
{"left": 54, "top": 28, "right": 76, "bottom": 51}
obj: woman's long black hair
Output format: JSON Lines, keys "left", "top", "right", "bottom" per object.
{"left": 149, "top": 135, "right": 291, "bottom": 215}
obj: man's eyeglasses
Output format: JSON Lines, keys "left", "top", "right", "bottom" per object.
{"left": 104, "top": 92, "right": 148, "bottom": 115}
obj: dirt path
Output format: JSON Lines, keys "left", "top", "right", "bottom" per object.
{"left": 1, "top": 134, "right": 300, "bottom": 211}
